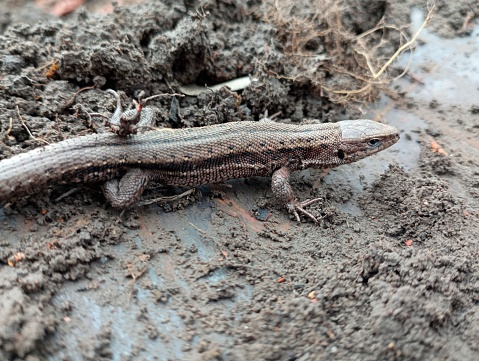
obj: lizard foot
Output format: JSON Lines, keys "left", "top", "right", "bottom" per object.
{"left": 286, "top": 197, "right": 322, "bottom": 223}
{"left": 103, "top": 90, "right": 184, "bottom": 137}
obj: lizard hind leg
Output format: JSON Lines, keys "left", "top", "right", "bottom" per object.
{"left": 102, "top": 168, "right": 153, "bottom": 209}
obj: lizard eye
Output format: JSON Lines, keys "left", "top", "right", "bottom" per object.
{"left": 367, "top": 138, "right": 381, "bottom": 148}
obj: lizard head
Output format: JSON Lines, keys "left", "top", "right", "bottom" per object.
{"left": 337, "top": 119, "right": 400, "bottom": 163}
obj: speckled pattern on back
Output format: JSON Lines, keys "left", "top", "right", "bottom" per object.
{"left": 0, "top": 120, "right": 399, "bottom": 206}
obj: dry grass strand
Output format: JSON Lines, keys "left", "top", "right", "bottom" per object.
{"left": 263, "top": 0, "right": 436, "bottom": 105}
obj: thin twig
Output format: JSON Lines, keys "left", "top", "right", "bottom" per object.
{"left": 326, "top": 4, "right": 434, "bottom": 95}
{"left": 5, "top": 117, "right": 13, "bottom": 136}
{"left": 59, "top": 84, "right": 97, "bottom": 111}
{"left": 142, "top": 92, "right": 185, "bottom": 104}
{"left": 371, "top": 4, "right": 434, "bottom": 79}
{"left": 16, "top": 105, "right": 49, "bottom": 145}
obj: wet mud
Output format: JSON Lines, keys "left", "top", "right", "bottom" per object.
{"left": 0, "top": 0, "right": 478, "bottom": 360}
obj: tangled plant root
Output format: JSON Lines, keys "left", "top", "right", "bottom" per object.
{"left": 262, "top": 0, "right": 435, "bottom": 106}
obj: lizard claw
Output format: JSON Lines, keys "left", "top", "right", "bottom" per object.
{"left": 286, "top": 197, "right": 322, "bottom": 223}
{"left": 102, "top": 90, "right": 185, "bottom": 137}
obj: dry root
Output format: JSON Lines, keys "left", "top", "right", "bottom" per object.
{"left": 262, "top": 0, "right": 435, "bottom": 105}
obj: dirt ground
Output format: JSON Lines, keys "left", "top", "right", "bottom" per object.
{"left": 1, "top": 0, "right": 479, "bottom": 360}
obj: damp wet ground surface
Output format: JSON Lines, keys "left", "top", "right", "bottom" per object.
{"left": 0, "top": 1, "right": 479, "bottom": 360}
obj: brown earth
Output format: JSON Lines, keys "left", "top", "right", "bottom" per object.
{"left": 1, "top": 0, "right": 479, "bottom": 360}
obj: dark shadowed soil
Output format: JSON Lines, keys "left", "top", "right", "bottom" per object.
{"left": 1, "top": 0, "right": 479, "bottom": 360}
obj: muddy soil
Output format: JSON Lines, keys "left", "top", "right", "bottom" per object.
{"left": 1, "top": 0, "right": 478, "bottom": 360}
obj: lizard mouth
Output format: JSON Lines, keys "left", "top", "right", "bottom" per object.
{"left": 339, "top": 120, "right": 400, "bottom": 150}
{"left": 337, "top": 120, "right": 400, "bottom": 162}
{"left": 365, "top": 131, "right": 400, "bottom": 155}
{"left": 380, "top": 131, "right": 400, "bottom": 148}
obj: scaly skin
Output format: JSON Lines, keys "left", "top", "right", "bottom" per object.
{"left": 0, "top": 117, "right": 399, "bottom": 222}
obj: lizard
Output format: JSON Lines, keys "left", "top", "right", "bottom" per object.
{"left": 0, "top": 90, "right": 400, "bottom": 222}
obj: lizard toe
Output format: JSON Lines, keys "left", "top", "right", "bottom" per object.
{"left": 287, "top": 199, "right": 321, "bottom": 223}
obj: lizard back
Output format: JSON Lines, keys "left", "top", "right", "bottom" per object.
{"left": 0, "top": 120, "right": 398, "bottom": 205}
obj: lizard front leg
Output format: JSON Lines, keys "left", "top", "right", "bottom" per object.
{"left": 271, "top": 166, "right": 322, "bottom": 223}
